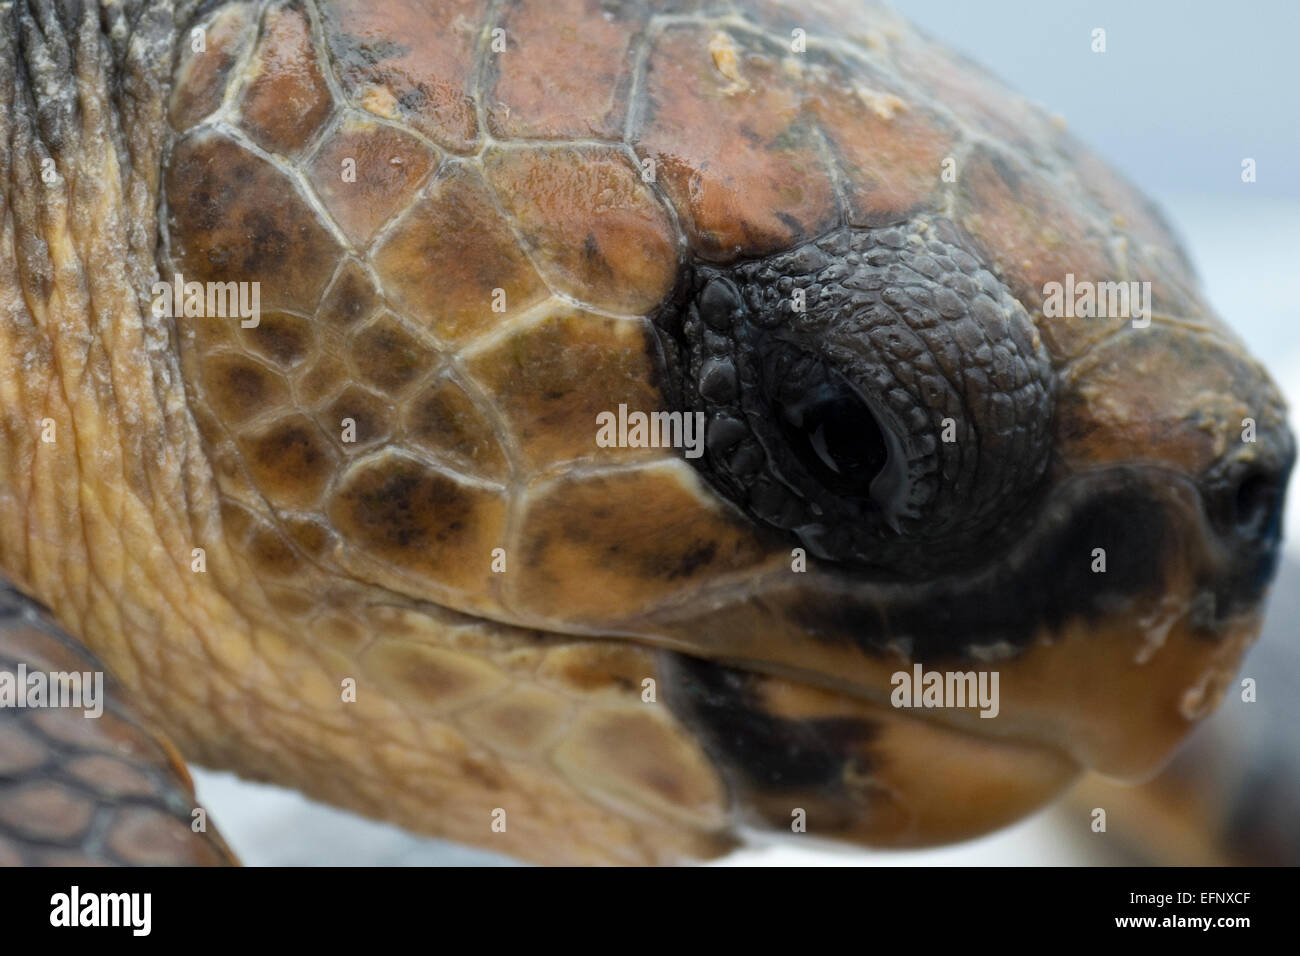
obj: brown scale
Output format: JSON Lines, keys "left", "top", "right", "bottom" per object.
{"left": 0, "top": 586, "right": 236, "bottom": 865}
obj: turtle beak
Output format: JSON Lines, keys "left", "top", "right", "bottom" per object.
{"left": 638, "top": 358, "right": 1293, "bottom": 847}
{"left": 1041, "top": 321, "right": 1296, "bottom": 778}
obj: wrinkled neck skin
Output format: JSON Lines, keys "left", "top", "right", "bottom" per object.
{"left": 0, "top": 1, "right": 239, "bottom": 733}
{"left": 1, "top": 0, "right": 306, "bottom": 820}
{"left": 0, "top": 5, "right": 211, "bottom": 639}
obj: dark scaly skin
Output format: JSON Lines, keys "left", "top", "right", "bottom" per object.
{"left": 652, "top": 218, "right": 1058, "bottom": 572}
{"left": 0, "top": 585, "right": 236, "bottom": 865}
{"left": 0, "top": 0, "right": 1292, "bottom": 865}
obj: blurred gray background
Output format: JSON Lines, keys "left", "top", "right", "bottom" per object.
{"left": 193, "top": 0, "right": 1300, "bottom": 865}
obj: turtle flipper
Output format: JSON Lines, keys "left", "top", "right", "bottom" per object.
{"left": 0, "top": 582, "right": 236, "bottom": 866}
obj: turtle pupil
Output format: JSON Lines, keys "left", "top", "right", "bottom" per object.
{"left": 780, "top": 378, "right": 889, "bottom": 496}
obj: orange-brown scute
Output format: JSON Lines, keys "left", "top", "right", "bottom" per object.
{"left": 631, "top": 24, "right": 840, "bottom": 260}
{"left": 805, "top": 60, "right": 957, "bottom": 227}
{"left": 329, "top": 453, "right": 508, "bottom": 597}
{"left": 319, "top": 384, "right": 396, "bottom": 454}
{"left": 239, "top": 2, "right": 335, "bottom": 155}
{"left": 198, "top": 352, "right": 292, "bottom": 427}
{"left": 167, "top": 131, "right": 342, "bottom": 310}
{"left": 319, "top": 0, "right": 482, "bottom": 152}
{"left": 486, "top": 0, "right": 643, "bottom": 140}
{"left": 247, "top": 311, "right": 314, "bottom": 368}
{"left": 371, "top": 163, "right": 549, "bottom": 345}
{"left": 350, "top": 310, "right": 440, "bottom": 396}
{"left": 510, "top": 462, "right": 772, "bottom": 622}
{"left": 308, "top": 116, "right": 436, "bottom": 246}
{"left": 464, "top": 308, "right": 665, "bottom": 471}
{"left": 169, "top": 2, "right": 257, "bottom": 131}
{"left": 401, "top": 379, "right": 510, "bottom": 480}
{"left": 239, "top": 413, "right": 340, "bottom": 510}
{"left": 318, "top": 259, "right": 381, "bottom": 330}
{"left": 1055, "top": 326, "right": 1272, "bottom": 476}
{"left": 483, "top": 146, "right": 679, "bottom": 315}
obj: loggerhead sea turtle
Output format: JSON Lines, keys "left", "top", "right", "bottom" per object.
{"left": 0, "top": 0, "right": 1292, "bottom": 866}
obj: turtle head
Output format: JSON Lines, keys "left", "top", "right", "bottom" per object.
{"left": 2, "top": 0, "right": 1290, "bottom": 864}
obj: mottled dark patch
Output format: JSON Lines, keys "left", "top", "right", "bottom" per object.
{"left": 402, "top": 380, "right": 508, "bottom": 478}
{"left": 316, "top": 0, "right": 480, "bottom": 152}
{"left": 246, "top": 311, "right": 311, "bottom": 367}
{"left": 325, "top": 32, "right": 411, "bottom": 70}
{"left": 774, "top": 210, "right": 802, "bottom": 235}
{"left": 663, "top": 540, "right": 717, "bottom": 580}
{"left": 352, "top": 316, "right": 436, "bottom": 395}
{"left": 320, "top": 385, "right": 393, "bottom": 451}
{"left": 249, "top": 420, "right": 327, "bottom": 478}
{"left": 241, "top": 415, "right": 336, "bottom": 508}
{"left": 241, "top": 208, "right": 292, "bottom": 274}
{"left": 166, "top": 133, "right": 341, "bottom": 311}
{"left": 989, "top": 150, "right": 1023, "bottom": 194}
{"left": 334, "top": 458, "right": 474, "bottom": 553}
{"left": 202, "top": 354, "right": 286, "bottom": 425}
{"left": 397, "top": 88, "right": 428, "bottom": 113}
{"left": 664, "top": 654, "right": 877, "bottom": 791}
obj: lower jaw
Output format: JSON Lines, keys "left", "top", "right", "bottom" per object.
{"left": 807, "top": 706, "right": 1083, "bottom": 848}
{"left": 663, "top": 654, "right": 1082, "bottom": 848}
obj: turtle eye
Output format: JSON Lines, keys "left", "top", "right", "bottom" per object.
{"left": 657, "top": 222, "right": 1056, "bottom": 573}
{"left": 777, "top": 375, "right": 887, "bottom": 497}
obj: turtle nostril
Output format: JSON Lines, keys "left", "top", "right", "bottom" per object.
{"left": 1231, "top": 470, "right": 1282, "bottom": 542}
